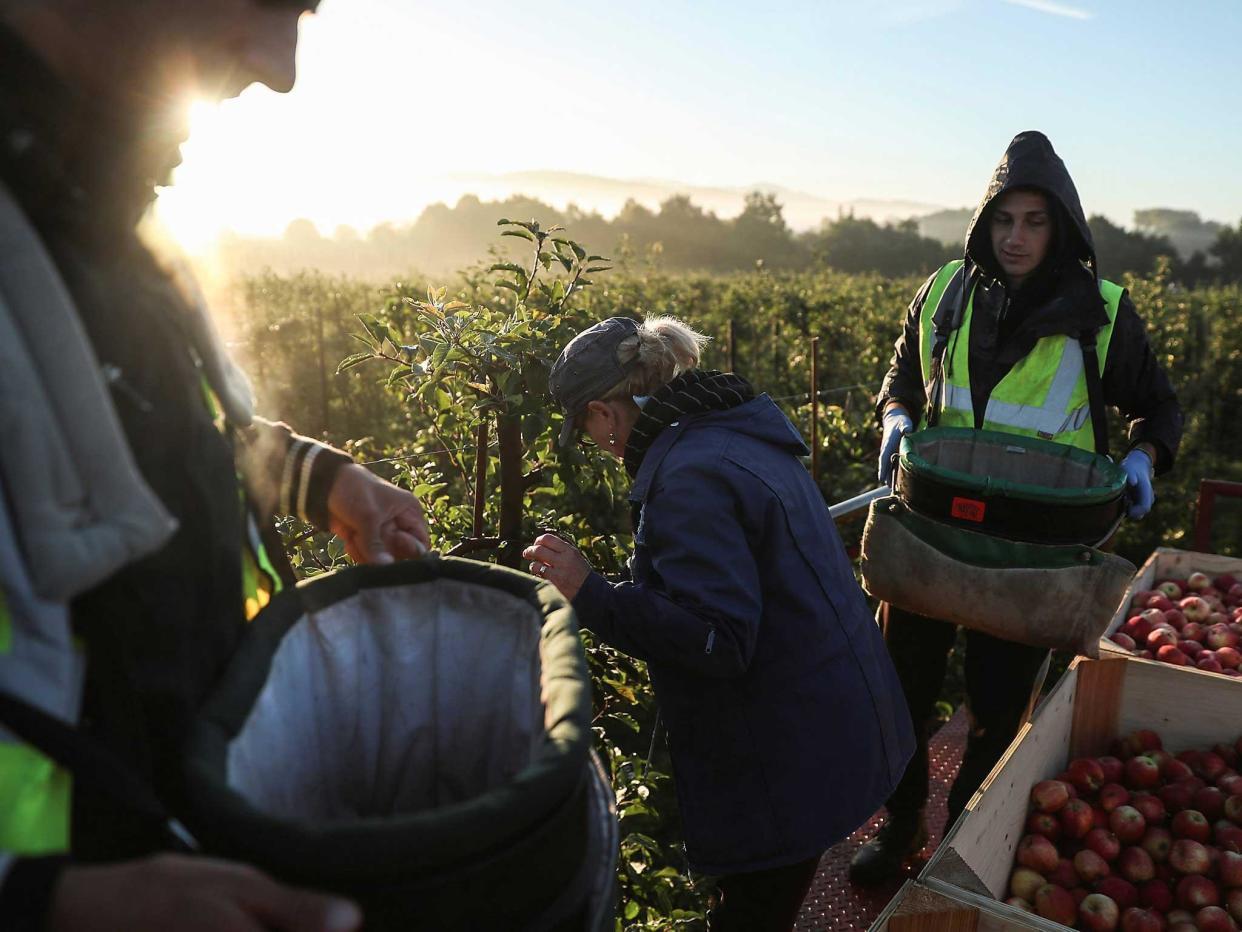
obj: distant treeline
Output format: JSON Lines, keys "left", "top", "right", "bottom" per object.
{"left": 212, "top": 193, "right": 1242, "bottom": 285}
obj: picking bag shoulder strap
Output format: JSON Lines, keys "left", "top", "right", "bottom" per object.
{"left": 1078, "top": 328, "right": 1109, "bottom": 458}
{"left": 924, "top": 263, "right": 970, "bottom": 428}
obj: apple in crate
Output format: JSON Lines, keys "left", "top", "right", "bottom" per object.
{"left": 1032, "top": 779, "right": 1071, "bottom": 813}
{"left": 1173, "top": 809, "right": 1213, "bottom": 842}
{"left": 1111, "top": 632, "right": 1138, "bottom": 651}
{"left": 1010, "top": 865, "right": 1047, "bottom": 901}
{"left": 1102, "top": 783, "right": 1133, "bottom": 812}
{"left": 1018, "top": 833, "right": 1061, "bottom": 874}
{"left": 1195, "top": 906, "right": 1238, "bottom": 932}
{"left": 1127, "top": 757, "right": 1163, "bottom": 790}
{"left": 1171, "top": 839, "right": 1212, "bottom": 875}
{"left": 1099, "top": 876, "right": 1140, "bottom": 910}
{"left": 1143, "top": 826, "right": 1174, "bottom": 862}
{"left": 1218, "top": 849, "right": 1242, "bottom": 888}
{"left": 1227, "top": 888, "right": 1242, "bottom": 922}
{"left": 1063, "top": 798, "right": 1097, "bottom": 838}
{"left": 1120, "top": 906, "right": 1165, "bottom": 932}
{"left": 1119, "top": 846, "right": 1156, "bottom": 884}
{"left": 1184, "top": 598, "right": 1213, "bottom": 623}
{"left": 1190, "top": 572, "right": 1213, "bottom": 591}
{"left": 1178, "top": 874, "right": 1221, "bottom": 909}
{"left": 1080, "top": 893, "right": 1122, "bottom": 932}
{"left": 1139, "top": 878, "right": 1173, "bottom": 912}
{"left": 1087, "top": 827, "right": 1123, "bottom": 862}
{"left": 1035, "top": 883, "right": 1079, "bottom": 926}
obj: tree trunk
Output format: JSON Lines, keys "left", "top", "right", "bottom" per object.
{"left": 496, "top": 413, "right": 525, "bottom": 567}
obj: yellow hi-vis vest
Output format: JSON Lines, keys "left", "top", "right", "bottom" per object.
{"left": 917, "top": 260, "right": 1122, "bottom": 452}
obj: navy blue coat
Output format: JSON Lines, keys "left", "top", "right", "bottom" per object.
{"left": 573, "top": 395, "right": 915, "bottom": 874}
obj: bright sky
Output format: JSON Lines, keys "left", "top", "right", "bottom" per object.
{"left": 156, "top": 0, "right": 1242, "bottom": 251}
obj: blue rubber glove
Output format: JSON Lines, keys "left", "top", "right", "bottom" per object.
{"left": 1120, "top": 448, "right": 1155, "bottom": 519}
{"left": 878, "top": 407, "right": 914, "bottom": 486}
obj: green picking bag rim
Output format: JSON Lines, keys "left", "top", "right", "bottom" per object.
{"left": 898, "top": 426, "right": 1126, "bottom": 505}
{"left": 181, "top": 555, "right": 592, "bottom": 889}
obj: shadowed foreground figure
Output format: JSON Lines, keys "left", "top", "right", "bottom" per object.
{"left": 0, "top": 2, "right": 430, "bottom": 929}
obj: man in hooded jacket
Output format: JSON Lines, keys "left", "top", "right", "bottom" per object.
{"left": 849, "top": 131, "right": 1183, "bottom": 885}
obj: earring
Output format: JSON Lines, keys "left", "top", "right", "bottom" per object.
{"left": 609, "top": 432, "right": 617, "bottom": 448}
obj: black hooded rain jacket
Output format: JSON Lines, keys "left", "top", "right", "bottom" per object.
{"left": 877, "top": 131, "right": 1183, "bottom": 472}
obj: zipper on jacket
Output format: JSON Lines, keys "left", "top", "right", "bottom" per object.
{"left": 704, "top": 628, "right": 716, "bottom": 655}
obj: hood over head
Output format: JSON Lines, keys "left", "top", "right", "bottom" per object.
{"left": 965, "top": 131, "right": 1096, "bottom": 283}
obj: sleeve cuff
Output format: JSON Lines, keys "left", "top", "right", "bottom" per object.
{"left": 571, "top": 571, "right": 613, "bottom": 633}
{"left": 279, "top": 436, "right": 353, "bottom": 529}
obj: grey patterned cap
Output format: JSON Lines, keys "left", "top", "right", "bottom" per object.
{"left": 549, "top": 317, "right": 641, "bottom": 447}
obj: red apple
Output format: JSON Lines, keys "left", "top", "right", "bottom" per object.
{"left": 1120, "top": 846, "right": 1157, "bottom": 884}
{"left": 1128, "top": 757, "right": 1164, "bottom": 790}
{"left": 1140, "top": 878, "right": 1174, "bottom": 912}
{"left": 1171, "top": 839, "right": 1212, "bottom": 875}
{"left": 1204, "top": 755, "right": 1231, "bottom": 782}
{"left": 1185, "top": 621, "right": 1210, "bottom": 642}
{"left": 1216, "top": 747, "right": 1240, "bottom": 769}
{"left": 1033, "top": 779, "right": 1072, "bottom": 813}
{"left": 1100, "top": 757, "right": 1126, "bottom": 785}
{"left": 1167, "top": 609, "right": 1188, "bottom": 631}
{"left": 1019, "top": 833, "right": 1062, "bottom": 874}
{"left": 1190, "top": 572, "right": 1213, "bottom": 591}
{"left": 1220, "top": 850, "right": 1242, "bottom": 888}
{"left": 1028, "top": 810, "right": 1063, "bottom": 840}
{"left": 1217, "top": 575, "right": 1240, "bottom": 592}
{"left": 1050, "top": 857, "right": 1082, "bottom": 888}
{"left": 1081, "top": 893, "right": 1122, "bottom": 932}
{"left": 1011, "top": 866, "right": 1048, "bottom": 901}
{"left": 1166, "top": 759, "right": 1197, "bottom": 782}
{"left": 1099, "top": 876, "right": 1141, "bottom": 910}
{"left": 1063, "top": 798, "right": 1097, "bottom": 839}
{"left": 1225, "top": 796, "right": 1242, "bottom": 825}
{"left": 1184, "top": 598, "right": 1213, "bottom": 623}
{"left": 1144, "top": 827, "right": 1174, "bottom": 862}
{"left": 1194, "top": 906, "right": 1238, "bottom": 932}
{"left": 1209, "top": 626, "right": 1242, "bottom": 651}
{"left": 1104, "top": 784, "right": 1134, "bottom": 812}
{"left": 1150, "top": 628, "right": 1179, "bottom": 650}
{"left": 1163, "top": 783, "right": 1197, "bottom": 814}
{"left": 1036, "top": 883, "right": 1079, "bottom": 925}
{"left": 1218, "top": 823, "right": 1242, "bottom": 854}
{"left": 1112, "top": 632, "right": 1139, "bottom": 651}
{"left": 1148, "top": 595, "right": 1176, "bottom": 613}
{"left": 1088, "top": 828, "right": 1124, "bottom": 862}
{"left": 1218, "top": 647, "right": 1242, "bottom": 670}
{"left": 1226, "top": 888, "right": 1242, "bottom": 922}
{"left": 1180, "top": 640, "right": 1206, "bottom": 658}
{"left": 1004, "top": 895, "right": 1033, "bottom": 912}
{"left": 1095, "top": 806, "right": 1112, "bottom": 830}
{"left": 1145, "top": 609, "right": 1172, "bottom": 630}
{"left": 1198, "top": 788, "right": 1229, "bottom": 821}
{"left": 1228, "top": 584, "right": 1242, "bottom": 605}
{"left": 1168, "top": 910, "right": 1196, "bottom": 926}
{"left": 1173, "top": 810, "right": 1213, "bottom": 843}
{"left": 1177, "top": 874, "right": 1221, "bottom": 909}
{"left": 1157, "top": 645, "right": 1190, "bottom": 666}
{"left": 1078, "top": 848, "right": 1114, "bottom": 884}
{"left": 1217, "top": 775, "right": 1242, "bottom": 797}
{"left": 1070, "top": 758, "right": 1109, "bottom": 795}
{"left": 1113, "top": 806, "right": 1150, "bottom": 844}
{"left": 1200, "top": 657, "right": 1226, "bottom": 674}
{"left": 1134, "top": 794, "right": 1167, "bottom": 825}
{"left": 1120, "top": 906, "right": 1165, "bottom": 932}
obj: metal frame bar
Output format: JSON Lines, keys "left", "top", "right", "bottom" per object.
{"left": 1193, "top": 479, "right": 1242, "bottom": 552}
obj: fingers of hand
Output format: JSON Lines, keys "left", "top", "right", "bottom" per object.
{"left": 232, "top": 865, "right": 362, "bottom": 932}
{"left": 532, "top": 533, "right": 569, "bottom": 553}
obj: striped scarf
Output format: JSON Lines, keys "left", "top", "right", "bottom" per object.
{"left": 623, "top": 370, "right": 755, "bottom": 479}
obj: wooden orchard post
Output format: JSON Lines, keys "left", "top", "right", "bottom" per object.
{"left": 810, "top": 336, "right": 820, "bottom": 482}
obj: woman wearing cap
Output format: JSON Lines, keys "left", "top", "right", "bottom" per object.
{"left": 523, "top": 316, "right": 914, "bottom": 931}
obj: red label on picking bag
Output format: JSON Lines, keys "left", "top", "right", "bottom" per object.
{"left": 950, "top": 497, "right": 987, "bottom": 522}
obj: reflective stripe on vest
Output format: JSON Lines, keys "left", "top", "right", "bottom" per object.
{"left": 918, "top": 262, "right": 1122, "bottom": 451}
{"left": 203, "top": 378, "right": 284, "bottom": 621}
{"left": 0, "top": 739, "right": 71, "bottom": 854}
{"left": 0, "top": 500, "right": 78, "bottom": 856}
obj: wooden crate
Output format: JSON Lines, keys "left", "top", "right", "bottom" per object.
{"left": 1099, "top": 547, "right": 1242, "bottom": 672}
{"left": 917, "top": 655, "right": 1242, "bottom": 930}
{"left": 869, "top": 879, "right": 1027, "bottom": 932}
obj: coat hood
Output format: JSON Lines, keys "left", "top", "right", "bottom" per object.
{"left": 965, "top": 131, "right": 1096, "bottom": 282}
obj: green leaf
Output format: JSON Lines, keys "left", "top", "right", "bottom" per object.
{"left": 624, "top": 901, "right": 640, "bottom": 920}
{"left": 495, "top": 280, "right": 522, "bottom": 293}
{"left": 501, "top": 229, "right": 536, "bottom": 242}
{"left": 489, "top": 262, "right": 526, "bottom": 276}
{"left": 336, "top": 352, "right": 372, "bottom": 373}
{"left": 586, "top": 266, "right": 612, "bottom": 274}
{"left": 569, "top": 241, "right": 587, "bottom": 260}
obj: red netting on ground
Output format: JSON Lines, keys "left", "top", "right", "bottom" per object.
{"left": 793, "top": 708, "right": 969, "bottom": 931}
